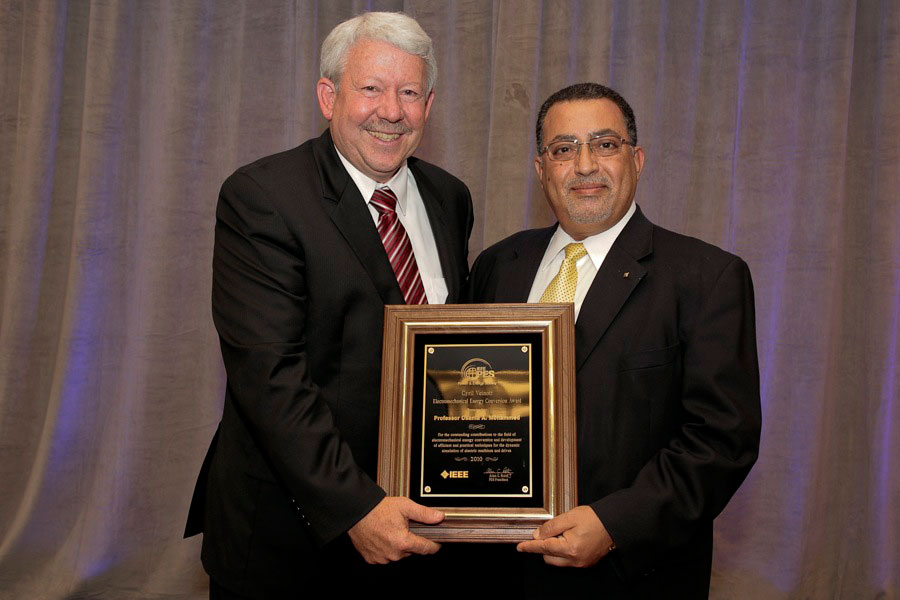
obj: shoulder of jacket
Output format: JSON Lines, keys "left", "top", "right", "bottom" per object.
{"left": 477, "top": 226, "right": 555, "bottom": 260}
{"left": 407, "top": 156, "right": 465, "bottom": 188}
{"left": 232, "top": 142, "right": 315, "bottom": 180}
{"left": 650, "top": 223, "right": 744, "bottom": 268}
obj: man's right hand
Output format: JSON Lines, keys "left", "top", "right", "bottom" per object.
{"left": 347, "top": 496, "right": 444, "bottom": 564}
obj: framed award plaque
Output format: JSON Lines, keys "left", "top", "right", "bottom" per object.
{"left": 376, "top": 303, "right": 577, "bottom": 543}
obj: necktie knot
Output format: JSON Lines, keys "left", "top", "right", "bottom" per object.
{"left": 370, "top": 187, "right": 398, "bottom": 215}
{"left": 564, "top": 242, "right": 587, "bottom": 262}
{"left": 540, "top": 242, "right": 586, "bottom": 304}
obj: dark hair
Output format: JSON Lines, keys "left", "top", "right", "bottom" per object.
{"left": 535, "top": 82, "right": 637, "bottom": 153}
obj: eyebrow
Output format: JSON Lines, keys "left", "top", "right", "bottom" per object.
{"left": 547, "top": 128, "right": 623, "bottom": 144}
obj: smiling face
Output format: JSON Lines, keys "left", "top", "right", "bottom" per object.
{"left": 535, "top": 99, "right": 645, "bottom": 240}
{"left": 317, "top": 38, "right": 434, "bottom": 183}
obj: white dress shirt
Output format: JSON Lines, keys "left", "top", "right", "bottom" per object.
{"left": 527, "top": 202, "right": 637, "bottom": 321}
{"left": 335, "top": 149, "right": 448, "bottom": 304}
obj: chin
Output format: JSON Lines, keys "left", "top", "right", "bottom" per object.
{"left": 568, "top": 206, "right": 614, "bottom": 226}
{"left": 369, "top": 149, "right": 409, "bottom": 168}
{"left": 360, "top": 154, "right": 404, "bottom": 176}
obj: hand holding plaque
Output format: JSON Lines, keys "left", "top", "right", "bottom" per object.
{"left": 517, "top": 505, "right": 614, "bottom": 567}
{"left": 348, "top": 496, "right": 444, "bottom": 563}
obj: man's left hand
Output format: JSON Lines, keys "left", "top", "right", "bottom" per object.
{"left": 516, "top": 505, "right": 614, "bottom": 568}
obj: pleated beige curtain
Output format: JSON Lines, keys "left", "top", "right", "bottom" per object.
{"left": 1, "top": 1, "right": 897, "bottom": 597}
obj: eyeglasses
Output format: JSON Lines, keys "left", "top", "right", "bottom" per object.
{"left": 541, "top": 135, "right": 635, "bottom": 161}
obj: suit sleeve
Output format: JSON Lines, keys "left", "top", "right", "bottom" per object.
{"left": 212, "top": 171, "right": 385, "bottom": 545}
{"left": 591, "top": 256, "right": 761, "bottom": 580}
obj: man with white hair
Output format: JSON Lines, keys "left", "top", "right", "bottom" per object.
{"left": 185, "top": 12, "right": 472, "bottom": 597}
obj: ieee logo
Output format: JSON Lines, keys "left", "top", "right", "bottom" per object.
{"left": 441, "top": 470, "right": 468, "bottom": 479}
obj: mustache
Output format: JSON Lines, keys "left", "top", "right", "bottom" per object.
{"left": 364, "top": 119, "right": 412, "bottom": 135}
{"left": 565, "top": 176, "right": 611, "bottom": 192}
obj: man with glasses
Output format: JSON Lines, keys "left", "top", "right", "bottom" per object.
{"left": 467, "top": 83, "right": 761, "bottom": 597}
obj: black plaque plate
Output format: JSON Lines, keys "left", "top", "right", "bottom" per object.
{"left": 409, "top": 335, "right": 543, "bottom": 508}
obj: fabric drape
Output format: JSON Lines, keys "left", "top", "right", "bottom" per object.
{"left": 1, "top": 1, "right": 897, "bottom": 597}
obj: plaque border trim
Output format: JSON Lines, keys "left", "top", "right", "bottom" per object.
{"left": 377, "top": 303, "right": 577, "bottom": 543}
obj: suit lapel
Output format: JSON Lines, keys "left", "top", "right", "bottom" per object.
{"left": 312, "top": 130, "right": 405, "bottom": 305}
{"left": 575, "top": 206, "right": 653, "bottom": 371}
{"left": 495, "top": 228, "right": 556, "bottom": 302}
{"left": 409, "top": 159, "right": 459, "bottom": 302}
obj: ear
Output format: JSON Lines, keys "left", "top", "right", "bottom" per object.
{"left": 534, "top": 155, "right": 544, "bottom": 182}
{"left": 632, "top": 145, "right": 645, "bottom": 181}
{"left": 317, "top": 77, "right": 337, "bottom": 121}
{"left": 423, "top": 90, "right": 435, "bottom": 121}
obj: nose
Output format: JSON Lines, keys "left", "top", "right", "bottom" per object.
{"left": 574, "top": 142, "right": 599, "bottom": 176}
{"left": 377, "top": 91, "right": 403, "bottom": 122}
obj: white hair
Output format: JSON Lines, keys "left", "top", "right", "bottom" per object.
{"left": 320, "top": 12, "right": 437, "bottom": 94}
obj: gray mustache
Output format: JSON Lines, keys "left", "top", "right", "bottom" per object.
{"left": 365, "top": 120, "right": 413, "bottom": 134}
{"left": 566, "top": 177, "right": 611, "bottom": 191}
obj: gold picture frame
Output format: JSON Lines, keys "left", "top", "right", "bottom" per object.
{"left": 377, "top": 303, "right": 577, "bottom": 543}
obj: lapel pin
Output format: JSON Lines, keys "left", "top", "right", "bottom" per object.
{"left": 623, "top": 271, "right": 630, "bottom": 278}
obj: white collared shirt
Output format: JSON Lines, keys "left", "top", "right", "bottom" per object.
{"left": 527, "top": 202, "right": 637, "bottom": 321}
{"left": 335, "top": 148, "right": 448, "bottom": 304}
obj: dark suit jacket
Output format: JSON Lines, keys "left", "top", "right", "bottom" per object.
{"left": 185, "top": 129, "right": 473, "bottom": 597}
{"left": 466, "top": 206, "right": 760, "bottom": 598}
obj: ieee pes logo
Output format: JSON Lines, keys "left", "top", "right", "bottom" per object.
{"left": 441, "top": 470, "right": 468, "bottom": 479}
{"left": 459, "top": 358, "right": 496, "bottom": 385}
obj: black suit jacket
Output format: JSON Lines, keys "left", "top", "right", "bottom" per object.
{"left": 186, "top": 130, "right": 473, "bottom": 596}
{"left": 466, "top": 206, "right": 760, "bottom": 597}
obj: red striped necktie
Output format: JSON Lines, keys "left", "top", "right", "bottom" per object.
{"left": 370, "top": 187, "right": 427, "bottom": 305}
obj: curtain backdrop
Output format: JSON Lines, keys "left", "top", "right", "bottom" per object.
{"left": 1, "top": 1, "right": 897, "bottom": 598}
